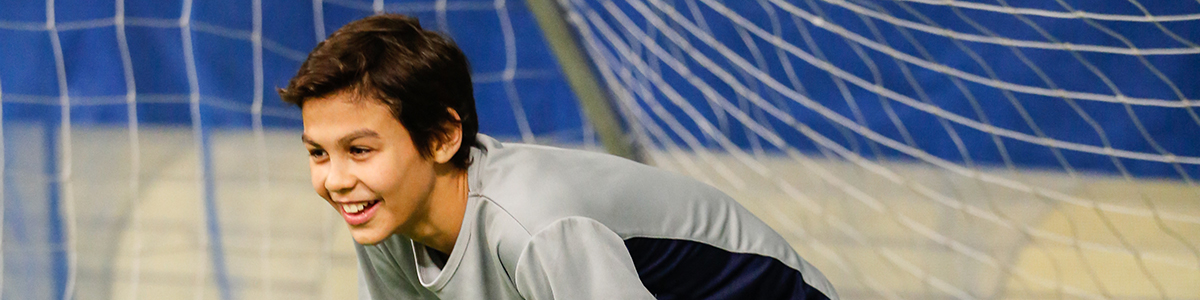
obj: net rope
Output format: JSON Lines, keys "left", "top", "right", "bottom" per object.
{"left": 0, "top": 47, "right": 6, "bottom": 300}
{"left": 892, "top": 0, "right": 1200, "bottom": 23}
{"left": 45, "top": 1, "right": 81, "bottom": 299}
{"left": 114, "top": 0, "right": 144, "bottom": 298}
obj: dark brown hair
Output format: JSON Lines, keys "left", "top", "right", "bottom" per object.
{"left": 279, "top": 14, "right": 479, "bottom": 169}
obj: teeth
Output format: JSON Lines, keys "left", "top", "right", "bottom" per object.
{"left": 342, "top": 202, "right": 368, "bottom": 214}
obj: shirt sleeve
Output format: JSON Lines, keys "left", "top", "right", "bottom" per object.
{"left": 513, "top": 217, "right": 656, "bottom": 300}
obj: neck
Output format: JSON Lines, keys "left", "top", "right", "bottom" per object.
{"left": 405, "top": 165, "right": 469, "bottom": 255}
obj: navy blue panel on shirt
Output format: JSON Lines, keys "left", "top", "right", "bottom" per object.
{"left": 624, "top": 238, "right": 830, "bottom": 300}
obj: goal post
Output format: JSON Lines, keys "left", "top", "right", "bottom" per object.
{"left": 527, "top": 0, "right": 644, "bottom": 161}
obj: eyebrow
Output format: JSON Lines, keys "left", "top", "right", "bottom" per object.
{"left": 301, "top": 129, "right": 381, "bottom": 147}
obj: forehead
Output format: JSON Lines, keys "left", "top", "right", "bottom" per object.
{"left": 300, "top": 93, "right": 404, "bottom": 141}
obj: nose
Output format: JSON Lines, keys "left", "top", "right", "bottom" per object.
{"left": 324, "top": 160, "right": 357, "bottom": 195}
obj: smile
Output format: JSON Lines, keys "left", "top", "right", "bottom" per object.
{"left": 343, "top": 200, "right": 379, "bottom": 214}
{"left": 339, "top": 200, "right": 381, "bottom": 226}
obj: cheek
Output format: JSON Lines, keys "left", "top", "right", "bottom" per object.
{"left": 309, "top": 163, "right": 329, "bottom": 198}
{"left": 363, "top": 154, "right": 431, "bottom": 196}
{"left": 359, "top": 160, "right": 402, "bottom": 193}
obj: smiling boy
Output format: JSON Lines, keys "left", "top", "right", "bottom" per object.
{"left": 280, "top": 14, "right": 836, "bottom": 300}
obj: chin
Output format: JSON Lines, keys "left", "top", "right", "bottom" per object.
{"left": 350, "top": 227, "right": 394, "bottom": 245}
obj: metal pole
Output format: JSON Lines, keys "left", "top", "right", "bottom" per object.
{"left": 525, "top": 0, "right": 642, "bottom": 161}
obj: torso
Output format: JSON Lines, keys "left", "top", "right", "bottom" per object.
{"left": 355, "top": 134, "right": 837, "bottom": 299}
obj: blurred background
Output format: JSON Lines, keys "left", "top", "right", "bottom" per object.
{"left": 1, "top": 0, "right": 1197, "bottom": 299}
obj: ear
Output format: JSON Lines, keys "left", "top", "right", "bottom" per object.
{"left": 431, "top": 108, "right": 463, "bottom": 164}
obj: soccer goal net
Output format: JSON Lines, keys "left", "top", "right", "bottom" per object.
{"left": 556, "top": 0, "right": 1199, "bottom": 299}
{"left": 2, "top": 0, "right": 1198, "bottom": 299}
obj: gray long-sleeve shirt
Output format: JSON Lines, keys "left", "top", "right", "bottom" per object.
{"left": 356, "top": 134, "right": 837, "bottom": 299}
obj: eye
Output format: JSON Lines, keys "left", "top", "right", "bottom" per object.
{"left": 349, "top": 146, "right": 373, "bottom": 157}
{"left": 308, "top": 149, "right": 328, "bottom": 161}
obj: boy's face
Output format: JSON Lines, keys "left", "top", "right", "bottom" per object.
{"left": 301, "top": 93, "right": 437, "bottom": 245}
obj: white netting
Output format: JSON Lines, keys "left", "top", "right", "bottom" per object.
{"left": 560, "top": 0, "right": 1199, "bottom": 299}
{"left": 4, "top": 0, "right": 1200, "bottom": 298}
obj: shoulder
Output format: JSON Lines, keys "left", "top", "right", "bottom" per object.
{"left": 472, "top": 201, "right": 625, "bottom": 288}
{"left": 521, "top": 216, "right": 619, "bottom": 247}
{"left": 509, "top": 217, "right": 627, "bottom": 281}
{"left": 471, "top": 135, "right": 730, "bottom": 233}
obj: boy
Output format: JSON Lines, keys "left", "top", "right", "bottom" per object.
{"left": 280, "top": 14, "right": 836, "bottom": 299}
